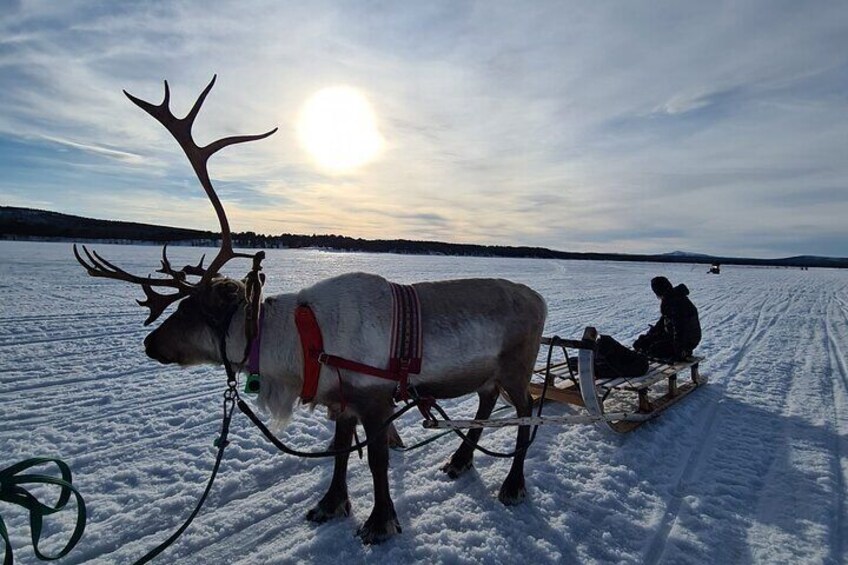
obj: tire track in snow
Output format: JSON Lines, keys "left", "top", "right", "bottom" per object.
{"left": 66, "top": 414, "right": 222, "bottom": 464}
{"left": 833, "top": 293, "right": 848, "bottom": 316}
{"left": 827, "top": 294, "right": 848, "bottom": 395}
{"left": 158, "top": 463, "right": 326, "bottom": 562}
{"left": 3, "top": 384, "right": 220, "bottom": 432}
{"left": 0, "top": 309, "right": 140, "bottom": 325}
{"left": 59, "top": 388, "right": 220, "bottom": 430}
{"left": 824, "top": 296, "right": 848, "bottom": 563}
{"left": 0, "top": 364, "right": 164, "bottom": 395}
{"left": 0, "top": 327, "right": 143, "bottom": 347}
{"left": 737, "top": 285, "right": 835, "bottom": 562}
{"left": 642, "top": 291, "right": 789, "bottom": 564}
{"left": 0, "top": 344, "right": 143, "bottom": 386}
{"left": 75, "top": 460, "right": 323, "bottom": 565}
{"left": 6, "top": 341, "right": 130, "bottom": 360}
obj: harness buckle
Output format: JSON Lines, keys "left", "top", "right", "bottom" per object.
{"left": 317, "top": 352, "right": 330, "bottom": 365}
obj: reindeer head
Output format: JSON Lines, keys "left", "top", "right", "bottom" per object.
{"left": 143, "top": 277, "right": 245, "bottom": 365}
{"left": 74, "top": 76, "right": 275, "bottom": 365}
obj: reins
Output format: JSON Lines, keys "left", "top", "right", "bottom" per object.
{"left": 415, "top": 338, "right": 556, "bottom": 459}
{"left": 132, "top": 387, "right": 236, "bottom": 565}
{"left": 237, "top": 396, "right": 424, "bottom": 458}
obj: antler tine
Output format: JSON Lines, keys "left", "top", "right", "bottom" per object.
{"left": 137, "top": 284, "right": 190, "bottom": 326}
{"left": 74, "top": 244, "right": 147, "bottom": 285}
{"left": 156, "top": 245, "right": 208, "bottom": 279}
{"left": 184, "top": 74, "right": 216, "bottom": 130}
{"left": 124, "top": 76, "right": 278, "bottom": 286}
{"left": 123, "top": 80, "right": 175, "bottom": 129}
{"left": 203, "top": 128, "right": 279, "bottom": 159}
{"left": 156, "top": 245, "right": 186, "bottom": 281}
{"left": 182, "top": 254, "right": 207, "bottom": 277}
{"left": 74, "top": 244, "right": 194, "bottom": 290}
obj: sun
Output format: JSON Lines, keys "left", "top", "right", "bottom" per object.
{"left": 297, "top": 86, "right": 384, "bottom": 173}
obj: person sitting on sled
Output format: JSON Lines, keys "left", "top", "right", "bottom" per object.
{"left": 633, "top": 276, "right": 701, "bottom": 361}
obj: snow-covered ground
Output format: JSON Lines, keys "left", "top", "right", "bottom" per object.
{"left": 2, "top": 240, "right": 847, "bottom": 564}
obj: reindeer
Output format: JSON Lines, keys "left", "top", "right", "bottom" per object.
{"left": 74, "top": 77, "right": 547, "bottom": 544}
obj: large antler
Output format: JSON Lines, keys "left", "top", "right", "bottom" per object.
{"left": 123, "top": 75, "right": 277, "bottom": 285}
{"left": 74, "top": 76, "right": 277, "bottom": 325}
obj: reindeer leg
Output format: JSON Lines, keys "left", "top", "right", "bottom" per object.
{"left": 306, "top": 414, "right": 356, "bottom": 523}
{"left": 498, "top": 390, "right": 532, "bottom": 505}
{"left": 356, "top": 412, "right": 401, "bottom": 544}
{"left": 442, "top": 387, "right": 498, "bottom": 478}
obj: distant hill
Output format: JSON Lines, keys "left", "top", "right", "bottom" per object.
{"left": 2, "top": 206, "right": 846, "bottom": 269}
{"left": 662, "top": 250, "right": 716, "bottom": 259}
{"left": 0, "top": 206, "right": 216, "bottom": 243}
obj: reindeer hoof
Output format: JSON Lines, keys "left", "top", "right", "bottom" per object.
{"left": 498, "top": 483, "right": 527, "bottom": 506}
{"left": 306, "top": 498, "right": 351, "bottom": 523}
{"left": 441, "top": 458, "right": 473, "bottom": 479}
{"left": 356, "top": 515, "right": 402, "bottom": 544}
{"left": 387, "top": 424, "right": 405, "bottom": 450}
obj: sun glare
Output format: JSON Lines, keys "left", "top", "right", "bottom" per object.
{"left": 297, "top": 86, "right": 384, "bottom": 173}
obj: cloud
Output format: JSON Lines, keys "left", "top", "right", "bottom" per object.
{"left": 39, "top": 134, "right": 144, "bottom": 163}
{"left": 1, "top": 1, "right": 847, "bottom": 257}
{"left": 653, "top": 87, "right": 745, "bottom": 117}
{"left": 657, "top": 93, "right": 715, "bottom": 116}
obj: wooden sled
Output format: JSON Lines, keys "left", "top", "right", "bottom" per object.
{"left": 528, "top": 331, "right": 706, "bottom": 432}
{"left": 423, "top": 329, "right": 706, "bottom": 433}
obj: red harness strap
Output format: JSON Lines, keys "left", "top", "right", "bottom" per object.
{"left": 294, "top": 305, "right": 325, "bottom": 403}
{"left": 295, "top": 283, "right": 423, "bottom": 403}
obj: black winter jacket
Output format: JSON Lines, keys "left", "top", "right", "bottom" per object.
{"left": 653, "top": 284, "right": 701, "bottom": 355}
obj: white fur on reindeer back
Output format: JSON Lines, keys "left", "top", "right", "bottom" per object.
{"left": 297, "top": 272, "right": 394, "bottom": 395}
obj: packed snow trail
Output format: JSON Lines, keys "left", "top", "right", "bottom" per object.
{"left": 1, "top": 241, "right": 846, "bottom": 564}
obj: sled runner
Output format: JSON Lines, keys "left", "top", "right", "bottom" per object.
{"left": 527, "top": 330, "right": 706, "bottom": 432}
{"left": 424, "top": 328, "right": 706, "bottom": 434}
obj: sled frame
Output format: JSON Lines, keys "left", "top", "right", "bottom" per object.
{"left": 422, "top": 331, "right": 706, "bottom": 433}
{"left": 528, "top": 333, "right": 706, "bottom": 432}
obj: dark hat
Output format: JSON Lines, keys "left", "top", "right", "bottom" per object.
{"left": 651, "top": 276, "right": 673, "bottom": 297}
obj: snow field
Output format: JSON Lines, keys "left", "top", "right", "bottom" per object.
{"left": 1, "top": 241, "right": 847, "bottom": 564}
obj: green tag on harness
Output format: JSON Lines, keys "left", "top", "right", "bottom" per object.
{"left": 244, "top": 373, "right": 261, "bottom": 394}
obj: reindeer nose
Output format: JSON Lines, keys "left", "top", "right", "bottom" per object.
{"left": 143, "top": 333, "right": 156, "bottom": 357}
{"left": 144, "top": 333, "right": 169, "bottom": 364}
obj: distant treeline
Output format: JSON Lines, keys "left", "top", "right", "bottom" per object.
{"left": 2, "top": 206, "right": 846, "bottom": 269}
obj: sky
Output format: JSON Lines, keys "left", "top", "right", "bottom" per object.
{"left": 1, "top": 0, "right": 847, "bottom": 258}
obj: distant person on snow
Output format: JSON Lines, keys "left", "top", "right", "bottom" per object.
{"left": 633, "top": 276, "right": 701, "bottom": 361}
